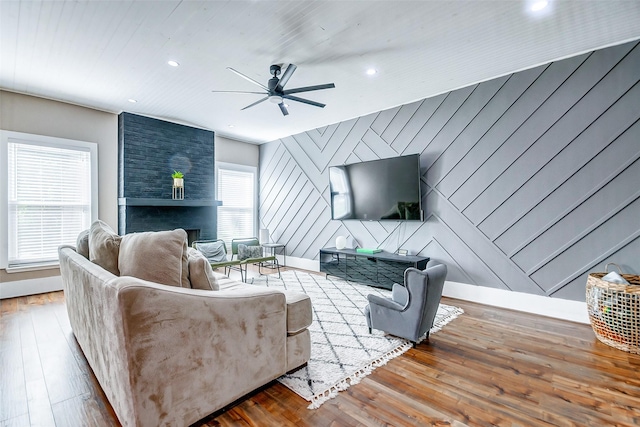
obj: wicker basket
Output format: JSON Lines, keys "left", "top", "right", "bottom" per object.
{"left": 586, "top": 263, "right": 640, "bottom": 353}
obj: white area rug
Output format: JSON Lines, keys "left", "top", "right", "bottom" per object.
{"left": 251, "top": 270, "right": 464, "bottom": 409}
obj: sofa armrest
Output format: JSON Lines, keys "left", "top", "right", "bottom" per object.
{"left": 111, "top": 277, "right": 288, "bottom": 426}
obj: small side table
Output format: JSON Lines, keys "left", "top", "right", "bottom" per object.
{"left": 261, "top": 243, "right": 286, "bottom": 267}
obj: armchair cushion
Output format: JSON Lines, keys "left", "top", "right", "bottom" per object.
{"left": 194, "top": 240, "right": 227, "bottom": 263}
{"left": 238, "top": 244, "right": 263, "bottom": 261}
{"left": 118, "top": 229, "right": 190, "bottom": 288}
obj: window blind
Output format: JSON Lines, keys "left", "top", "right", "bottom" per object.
{"left": 216, "top": 167, "right": 255, "bottom": 249}
{"left": 8, "top": 141, "right": 93, "bottom": 267}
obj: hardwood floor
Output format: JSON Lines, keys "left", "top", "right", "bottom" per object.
{"left": 2, "top": 269, "right": 639, "bottom": 426}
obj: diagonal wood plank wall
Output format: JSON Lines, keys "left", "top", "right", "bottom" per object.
{"left": 259, "top": 40, "right": 640, "bottom": 302}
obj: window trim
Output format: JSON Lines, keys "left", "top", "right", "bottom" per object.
{"left": 215, "top": 161, "right": 258, "bottom": 241}
{"left": 1, "top": 130, "right": 98, "bottom": 271}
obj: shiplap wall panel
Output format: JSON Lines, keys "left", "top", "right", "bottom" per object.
{"left": 429, "top": 65, "right": 547, "bottom": 187}
{"left": 408, "top": 85, "right": 477, "bottom": 160}
{"left": 482, "top": 87, "right": 640, "bottom": 242}
{"left": 515, "top": 161, "right": 640, "bottom": 273}
{"left": 422, "top": 76, "right": 509, "bottom": 172}
{"left": 495, "top": 123, "right": 640, "bottom": 257}
{"left": 453, "top": 43, "right": 635, "bottom": 215}
{"left": 381, "top": 101, "right": 422, "bottom": 144}
{"left": 389, "top": 96, "right": 443, "bottom": 153}
{"left": 371, "top": 106, "right": 401, "bottom": 136}
{"left": 465, "top": 46, "right": 640, "bottom": 226}
{"left": 439, "top": 53, "right": 589, "bottom": 201}
{"left": 259, "top": 40, "right": 640, "bottom": 302}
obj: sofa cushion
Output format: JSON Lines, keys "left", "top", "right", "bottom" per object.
{"left": 118, "top": 229, "right": 190, "bottom": 288}
{"left": 187, "top": 247, "right": 219, "bottom": 291}
{"left": 238, "top": 244, "right": 262, "bottom": 260}
{"left": 76, "top": 229, "right": 90, "bottom": 259}
{"left": 89, "top": 220, "right": 121, "bottom": 275}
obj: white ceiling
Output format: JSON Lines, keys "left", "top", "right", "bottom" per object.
{"left": 1, "top": 1, "right": 639, "bottom": 144}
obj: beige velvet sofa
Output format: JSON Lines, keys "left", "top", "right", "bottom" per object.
{"left": 58, "top": 221, "right": 312, "bottom": 427}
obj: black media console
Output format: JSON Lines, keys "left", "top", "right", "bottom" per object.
{"left": 319, "top": 247, "right": 430, "bottom": 290}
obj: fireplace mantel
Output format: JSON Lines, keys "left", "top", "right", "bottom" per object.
{"left": 118, "top": 198, "right": 222, "bottom": 207}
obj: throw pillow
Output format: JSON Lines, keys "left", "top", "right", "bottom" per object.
{"left": 118, "top": 229, "right": 189, "bottom": 288}
{"left": 238, "top": 244, "right": 262, "bottom": 261}
{"left": 186, "top": 247, "right": 219, "bottom": 291}
{"left": 76, "top": 229, "right": 90, "bottom": 259}
{"left": 194, "top": 240, "right": 227, "bottom": 263}
{"left": 88, "top": 220, "right": 122, "bottom": 275}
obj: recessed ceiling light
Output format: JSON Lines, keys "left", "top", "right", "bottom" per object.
{"left": 530, "top": 0, "right": 548, "bottom": 11}
{"left": 366, "top": 68, "right": 377, "bottom": 76}
{"left": 128, "top": 99, "right": 137, "bottom": 103}
{"left": 167, "top": 60, "right": 180, "bottom": 67}
{"left": 228, "top": 124, "right": 235, "bottom": 128}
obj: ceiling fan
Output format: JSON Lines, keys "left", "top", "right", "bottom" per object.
{"left": 212, "top": 64, "right": 335, "bottom": 116}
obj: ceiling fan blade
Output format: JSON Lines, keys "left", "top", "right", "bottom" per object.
{"left": 279, "top": 102, "right": 289, "bottom": 116}
{"left": 241, "top": 96, "right": 269, "bottom": 110}
{"left": 283, "top": 95, "right": 326, "bottom": 108}
{"left": 276, "top": 63, "right": 297, "bottom": 92}
{"left": 227, "top": 67, "right": 268, "bottom": 91}
{"left": 282, "top": 83, "right": 335, "bottom": 95}
{"left": 211, "top": 90, "right": 267, "bottom": 94}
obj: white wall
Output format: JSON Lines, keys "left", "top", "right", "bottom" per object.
{"left": 0, "top": 90, "right": 118, "bottom": 295}
{"left": 215, "top": 135, "right": 259, "bottom": 167}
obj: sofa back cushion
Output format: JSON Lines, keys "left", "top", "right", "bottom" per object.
{"left": 118, "top": 229, "right": 190, "bottom": 288}
{"left": 89, "top": 220, "right": 122, "bottom": 275}
{"left": 76, "top": 229, "right": 90, "bottom": 259}
{"left": 187, "top": 247, "right": 219, "bottom": 291}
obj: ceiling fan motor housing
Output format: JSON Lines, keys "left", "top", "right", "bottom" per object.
{"left": 268, "top": 77, "right": 280, "bottom": 93}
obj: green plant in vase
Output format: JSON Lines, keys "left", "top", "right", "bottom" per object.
{"left": 172, "top": 170, "right": 185, "bottom": 199}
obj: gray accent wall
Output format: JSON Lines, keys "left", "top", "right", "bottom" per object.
{"left": 259, "top": 40, "right": 640, "bottom": 302}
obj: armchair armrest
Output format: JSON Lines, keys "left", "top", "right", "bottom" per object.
{"left": 367, "top": 294, "right": 404, "bottom": 311}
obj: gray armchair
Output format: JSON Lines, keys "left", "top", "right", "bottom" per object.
{"left": 364, "top": 262, "right": 447, "bottom": 343}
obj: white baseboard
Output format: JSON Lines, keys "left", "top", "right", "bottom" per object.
{"left": 443, "top": 280, "right": 589, "bottom": 324}
{"left": 283, "top": 255, "right": 320, "bottom": 273}
{"left": 285, "top": 255, "right": 589, "bottom": 324}
{"left": 0, "top": 275, "right": 63, "bottom": 299}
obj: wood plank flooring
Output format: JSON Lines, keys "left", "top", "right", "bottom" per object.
{"left": 2, "top": 269, "right": 640, "bottom": 426}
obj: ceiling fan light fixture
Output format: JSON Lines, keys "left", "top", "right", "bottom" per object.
{"left": 269, "top": 95, "right": 283, "bottom": 104}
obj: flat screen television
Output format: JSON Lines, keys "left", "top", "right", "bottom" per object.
{"left": 329, "top": 154, "right": 423, "bottom": 221}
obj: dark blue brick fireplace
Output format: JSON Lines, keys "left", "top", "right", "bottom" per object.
{"left": 118, "top": 112, "right": 218, "bottom": 242}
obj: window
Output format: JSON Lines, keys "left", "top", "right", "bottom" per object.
{"left": 1, "top": 130, "right": 97, "bottom": 270}
{"left": 216, "top": 163, "right": 257, "bottom": 249}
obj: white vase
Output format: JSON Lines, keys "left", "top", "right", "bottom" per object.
{"left": 173, "top": 177, "right": 184, "bottom": 188}
{"left": 336, "top": 235, "right": 347, "bottom": 250}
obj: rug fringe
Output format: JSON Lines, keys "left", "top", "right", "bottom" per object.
{"left": 306, "top": 340, "right": 414, "bottom": 409}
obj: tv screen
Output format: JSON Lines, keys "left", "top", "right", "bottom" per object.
{"left": 329, "top": 154, "right": 423, "bottom": 221}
